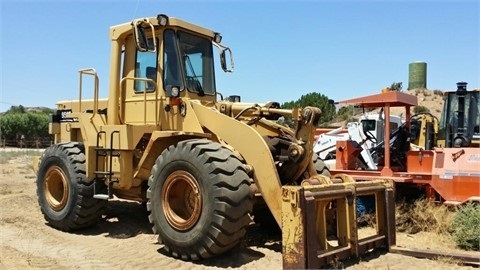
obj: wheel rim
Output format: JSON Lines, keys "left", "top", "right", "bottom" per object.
{"left": 162, "top": 170, "right": 202, "bottom": 231}
{"left": 44, "top": 165, "right": 69, "bottom": 211}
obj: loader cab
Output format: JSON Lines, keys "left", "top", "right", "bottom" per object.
{"left": 107, "top": 14, "right": 233, "bottom": 125}
{"left": 438, "top": 82, "right": 480, "bottom": 147}
{"left": 133, "top": 29, "right": 216, "bottom": 95}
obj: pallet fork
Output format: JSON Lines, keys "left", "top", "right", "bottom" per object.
{"left": 282, "top": 175, "right": 396, "bottom": 269}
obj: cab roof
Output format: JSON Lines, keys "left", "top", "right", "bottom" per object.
{"left": 109, "top": 14, "right": 216, "bottom": 40}
{"left": 338, "top": 91, "right": 418, "bottom": 108}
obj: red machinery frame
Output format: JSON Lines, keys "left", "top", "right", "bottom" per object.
{"left": 329, "top": 91, "right": 480, "bottom": 205}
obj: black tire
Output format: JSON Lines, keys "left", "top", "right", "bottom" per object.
{"left": 313, "top": 153, "right": 331, "bottom": 177}
{"left": 312, "top": 153, "right": 337, "bottom": 236}
{"left": 147, "top": 139, "right": 253, "bottom": 260}
{"left": 36, "top": 142, "right": 107, "bottom": 231}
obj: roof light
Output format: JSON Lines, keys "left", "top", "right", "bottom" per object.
{"left": 157, "top": 14, "right": 169, "bottom": 26}
{"left": 213, "top": 32, "right": 222, "bottom": 43}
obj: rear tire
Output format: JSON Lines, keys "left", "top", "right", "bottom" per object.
{"left": 147, "top": 139, "right": 253, "bottom": 260}
{"left": 36, "top": 142, "right": 107, "bottom": 231}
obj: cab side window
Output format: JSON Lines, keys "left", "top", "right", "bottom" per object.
{"left": 134, "top": 38, "right": 157, "bottom": 93}
{"left": 163, "top": 29, "right": 184, "bottom": 96}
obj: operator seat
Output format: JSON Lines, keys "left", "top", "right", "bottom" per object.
{"left": 370, "top": 123, "right": 411, "bottom": 171}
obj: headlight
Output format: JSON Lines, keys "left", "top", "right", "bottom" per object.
{"left": 228, "top": 95, "right": 241, "bottom": 102}
{"left": 171, "top": 86, "right": 180, "bottom": 97}
{"left": 157, "top": 14, "right": 169, "bottom": 26}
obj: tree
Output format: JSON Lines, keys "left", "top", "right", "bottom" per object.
{"left": 281, "top": 92, "right": 336, "bottom": 126}
{"left": 7, "top": 105, "right": 26, "bottom": 114}
{"left": 388, "top": 82, "right": 403, "bottom": 91}
{"left": 0, "top": 106, "right": 51, "bottom": 142}
{"left": 336, "top": 105, "right": 355, "bottom": 121}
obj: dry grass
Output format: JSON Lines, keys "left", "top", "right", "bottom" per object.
{"left": 358, "top": 199, "right": 455, "bottom": 236}
{"left": 0, "top": 149, "right": 42, "bottom": 164}
{"left": 2, "top": 168, "right": 15, "bottom": 174}
{"left": 396, "top": 199, "right": 454, "bottom": 235}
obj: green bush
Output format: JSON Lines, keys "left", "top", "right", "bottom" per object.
{"left": 452, "top": 202, "right": 480, "bottom": 251}
{"left": 413, "top": 105, "right": 430, "bottom": 114}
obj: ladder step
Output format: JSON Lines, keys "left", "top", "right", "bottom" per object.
{"left": 93, "top": 194, "right": 110, "bottom": 200}
{"left": 94, "top": 130, "right": 120, "bottom": 203}
{"left": 95, "top": 147, "right": 119, "bottom": 151}
{"left": 95, "top": 148, "right": 120, "bottom": 156}
{"left": 95, "top": 148, "right": 108, "bottom": 155}
{"left": 96, "top": 152, "right": 108, "bottom": 157}
{"left": 95, "top": 171, "right": 113, "bottom": 176}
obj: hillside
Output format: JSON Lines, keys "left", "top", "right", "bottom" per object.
{"left": 332, "top": 88, "right": 448, "bottom": 126}
{"left": 391, "top": 88, "right": 444, "bottom": 120}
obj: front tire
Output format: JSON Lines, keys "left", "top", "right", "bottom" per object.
{"left": 313, "top": 153, "right": 331, "bottom": 177}
{"left": 36, "top": 142, "right": 107, "bottom": 231}
{"left": 147, "top": 139, "right": 253, "bottom": 260}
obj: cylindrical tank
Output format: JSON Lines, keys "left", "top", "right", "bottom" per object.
{"left": 408, "top": 61, "right": 427, "bottom": 90}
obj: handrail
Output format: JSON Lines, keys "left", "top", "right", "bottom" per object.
{"left": 78, "top": 68, "right": 99, "bottom": 121}
{"left": 119, "top": 77, "right": 158, "bottom": 125}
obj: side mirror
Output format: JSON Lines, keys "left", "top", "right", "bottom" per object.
{"left": 220, "top": 47, "right": 234, "bottom": 72}
{"left": 213, "top": 42, "right": 234, "bottom": 73}
{"left": 136, "top": 25, "right": 147, "bottom": 51}
{"left": 133, "top": 19, "right": 157, "bottom": 52}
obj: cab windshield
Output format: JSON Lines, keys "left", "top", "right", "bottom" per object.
{"left": 439, "top": 91, "right": 480, "bottom": 143}
{"left": 163, "top": 29, "right": 216, "bottom": 96}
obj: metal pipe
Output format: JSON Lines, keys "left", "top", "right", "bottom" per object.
{"left": 456, "top": 82, "right": 467, "bottom": 137}
{"left": 304, "top": 189, "right": 354, "bottom": 199}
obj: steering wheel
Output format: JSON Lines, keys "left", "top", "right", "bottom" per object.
{"left": 365, "top": 130, "right": 377, "bottom": 144}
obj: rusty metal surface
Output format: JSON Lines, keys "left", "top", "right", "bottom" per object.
{"left": 281, "top": 186, "right": 306, "bottom": 269}
{"left": 337, "top": 91, "right": 418, "bottom": 108}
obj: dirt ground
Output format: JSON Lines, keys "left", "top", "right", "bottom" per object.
{"left": 0, "top": 149, "right": 478, "bottom": 269}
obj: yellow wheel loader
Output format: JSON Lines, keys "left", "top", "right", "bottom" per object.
{"left": 35, "top": 14, "right": 395, "bottom": 268}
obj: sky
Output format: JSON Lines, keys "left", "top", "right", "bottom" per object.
{"left": 0, "top": 0, "right": 479, "bottom": 112}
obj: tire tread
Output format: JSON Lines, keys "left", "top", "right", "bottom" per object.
{"left": 37, "top": 142, "right": 107, "bottom": 231}
{"left": 148, "top": 139, "right": 253, "bottom": 260}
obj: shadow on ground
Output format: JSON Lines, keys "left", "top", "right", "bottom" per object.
{"left": 341, "top": 248, "right": 389, "bottom": 269}
{"left": 74, "top": 200, "right": 153, "bottom": 238}
{"left": 158, "top": 223, "right": 283, "bottom": 268}
{"left": 50, "top": 199, "right": 283, "bottom": 267}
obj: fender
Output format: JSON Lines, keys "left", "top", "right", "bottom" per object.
{"left": 190, "top": 101, "right": 283, "bottom": 226}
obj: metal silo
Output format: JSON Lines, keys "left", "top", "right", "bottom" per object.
{"left": 408, "top": 61, "right": 427, "bottom": 90}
